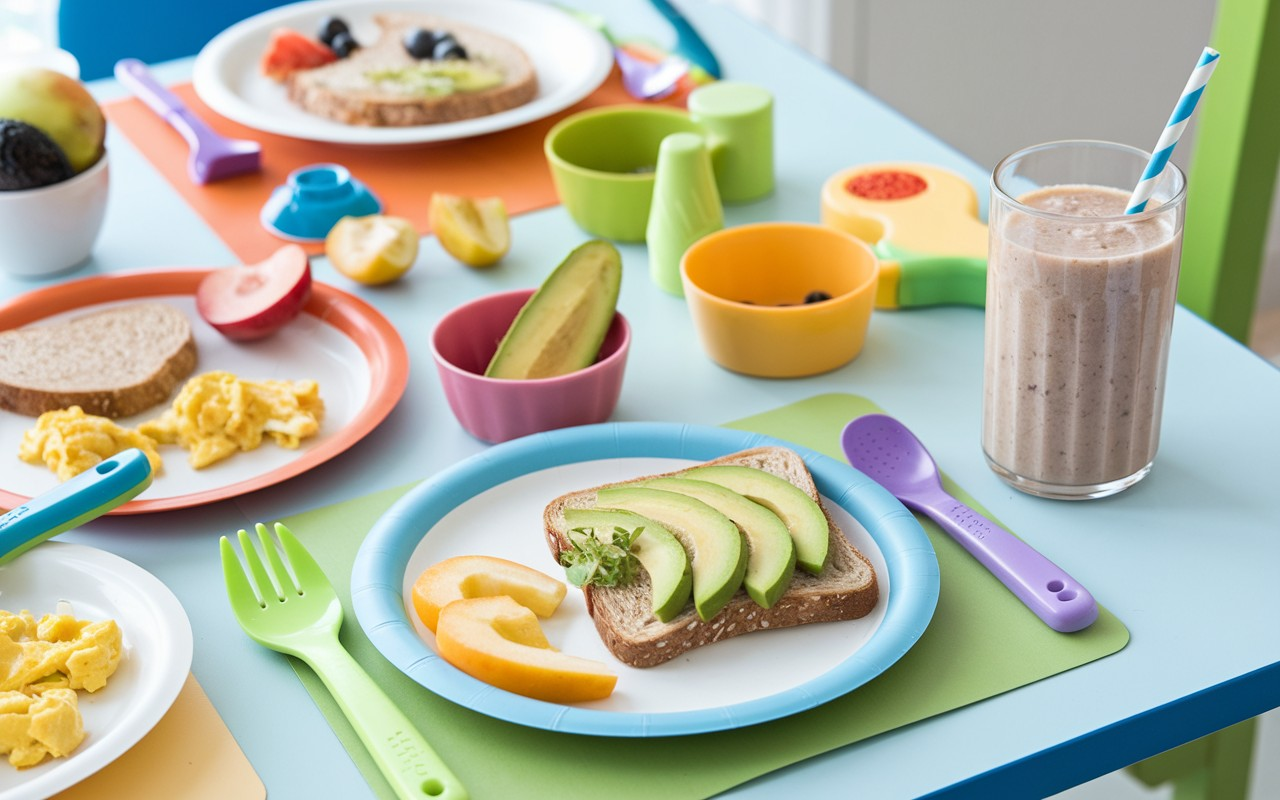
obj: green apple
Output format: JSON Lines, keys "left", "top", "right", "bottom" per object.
{"left": 594, "top": 487, "right": 746, "bottom": 622}
{"left": 562, "top": 507, "right": 692, "bottom": 622}
{"left": 640, "top": 477, "right": 797, "bottom": 609}
{"left": 0, "top": 68, "right": 106, "bottom": 173}
{"left": 682, "top": 465, "right": 831, "bottom": 574}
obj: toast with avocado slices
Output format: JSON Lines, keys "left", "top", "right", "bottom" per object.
{"left": 285, "top": 13, "right": 538, "bottom": 126}
{"left": 543, "top": 447, "right": 879, "bottom": 667}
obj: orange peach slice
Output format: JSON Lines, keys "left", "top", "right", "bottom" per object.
{"left": 435, "top": 596, "right": 616, "bottom": 703}
{"left": 412, "top": 555, "right": 567, "bottom": 633}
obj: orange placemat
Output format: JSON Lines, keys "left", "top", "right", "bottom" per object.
{"left": 53, "top": 674, "right": 264, "bottom": 800}
{"left": 103, "top": 70, "right": 685, "bottom": 264}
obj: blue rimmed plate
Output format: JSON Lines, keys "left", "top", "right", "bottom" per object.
{"left": 351, "top": 422, "right": 938, "bottom": 737}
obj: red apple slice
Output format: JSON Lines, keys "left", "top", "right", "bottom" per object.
{"left": 196, "top": 244, "right": 313, "bottom": 341}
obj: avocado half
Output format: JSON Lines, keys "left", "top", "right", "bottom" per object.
{"left": 485, "top": 240, "right": 622, "bottom": 379}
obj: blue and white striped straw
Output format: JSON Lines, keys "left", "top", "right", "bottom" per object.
{"left": 1125, "top": 46, "right": 1220, "bottom": 214}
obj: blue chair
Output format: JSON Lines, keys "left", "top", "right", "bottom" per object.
{"left": 59, "top": 0, "right": 293, "bottom": 80}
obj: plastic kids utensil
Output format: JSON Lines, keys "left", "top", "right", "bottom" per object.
{"left": 115, "top": 58, "right": 261, "bottom": 185}
{"left": 647, "top": 0, "right": 721, "bottom": 79}
{"left": 557, "top": 6, "right": 687, "bottom": 100}
{"left": 222, "top": 523, "right": 468, "bottom": 800}
{"left": 616, "top": 46, "right": 688, "bottom": 100}
{"left": 0, "top": 447, "right": 153, "bottom": 564}
{"left": 841, "top": 414, "right": 1098, "bottom": 633}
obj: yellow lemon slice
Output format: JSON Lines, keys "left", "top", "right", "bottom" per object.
{"left": 429, "top": 193, "right": 511, "bottom": 268}
{"left": 325, "top": 215, "right": 419, "bottom": 285}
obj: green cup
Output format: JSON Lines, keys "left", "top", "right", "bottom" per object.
{"left": 688, "top": 82, "right": 773, "bottom": 205}
{"left": 544, "top": 83, "right": 774, "bottom": 242}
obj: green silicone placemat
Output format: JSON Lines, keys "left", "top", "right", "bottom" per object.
{"left": 277, "top": 393, "right": 1128, "bottom": 799}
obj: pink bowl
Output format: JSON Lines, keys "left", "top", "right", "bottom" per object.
{"left": 431, "top": 289, "right": 631, "bottom": 443}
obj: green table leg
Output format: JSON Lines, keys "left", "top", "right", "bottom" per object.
{"left": 1127, "top": 717, "right": 1258, "bottom": 800}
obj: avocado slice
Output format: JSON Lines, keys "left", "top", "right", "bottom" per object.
{"left": 594, "top": 487, "right": 746, "bottom": 621}
{"left": 562, "top": 507, "right": 693, "bottom": 622}
{"left": 365, "top": 62, "right": 505, "bottom": 95}
{"left": 681, "top": 465, "right": 830, "bottom": 574}
{"left": 485, "top": 240, "right": 622, "bottom": 379}
{"left": 639, "top": 477, "right": 796, "bottom": 609}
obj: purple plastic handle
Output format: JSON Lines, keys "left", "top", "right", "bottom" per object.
{"left": 841, "top": 414, "right": 1099, "bottom": 633}
{"left": 115, "top": 57, "right": 227, "bottom": 154}
{"left": 113, "top": 57, "right": 266, "bottom": 185}
{"left": 114, "top": 58, "right": 217, "bottom": 149}
{"left": 904, "top": 485, "right": 1098, "bottom": 632}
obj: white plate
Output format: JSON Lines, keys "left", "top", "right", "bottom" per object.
{"left": 353, "top": 423, "right": 940, "bottom": 736}
{"left": 0, "top": 542, "right": 193, "bottom": 800}
{"left": 410, "top": 458, "right": 892, "bottom": 714}
{"left": 192, "top": 0, "right": 613, "bottom": 146}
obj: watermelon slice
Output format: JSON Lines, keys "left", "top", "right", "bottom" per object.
{"left": 260, "top": 28, "right": 338, "bottom": 82}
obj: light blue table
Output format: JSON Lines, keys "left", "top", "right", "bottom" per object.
{"left": 5, "top": 2, "right": 1278, "bottom": 797}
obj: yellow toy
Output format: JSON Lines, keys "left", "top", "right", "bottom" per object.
{"left": 821, "top": 163, "right": 988, "bottom": 309}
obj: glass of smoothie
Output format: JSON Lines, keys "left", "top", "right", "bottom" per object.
{"left": 983, "top": 139, "right": 1187, "bottom": 500}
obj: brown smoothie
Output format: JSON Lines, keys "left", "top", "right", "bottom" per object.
{"left": 982, "top": 184, "right": 1182, "bottom": 491}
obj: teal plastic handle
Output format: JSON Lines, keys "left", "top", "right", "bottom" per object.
{"left": 0, "top": 448, "right": 153, "bottom": 565}
{"left": 648, "top": 0, "right": 722, "bottom": 79}
{"left": 307, "top": 639, "right": 469, "bottom": 800}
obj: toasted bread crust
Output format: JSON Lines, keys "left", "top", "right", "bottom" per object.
{"left": 285, "top": 13, "right": 539, "bottom": 126}
{"left": 544, "top": 447, "right": 879, "bottom": 667}
{"left": 0, "top": 303, "right": 197, "bottom": 418}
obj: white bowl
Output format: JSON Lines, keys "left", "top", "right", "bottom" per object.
{"left": 0, "top": 150, "right": 109, "bottom": 278}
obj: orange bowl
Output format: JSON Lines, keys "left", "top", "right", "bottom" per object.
{"left": 680, "top": 223, "right": 878, "bottom": 378}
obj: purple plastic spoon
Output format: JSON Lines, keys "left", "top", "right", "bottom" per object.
{"left": 114, "top": 58, "right": 261, "bottom": 185}
{"left": 615, "top": 47, "right": 687, "bottom": 101}
{"left": 841, "top": 414, "right": 1098, "bottom": 633}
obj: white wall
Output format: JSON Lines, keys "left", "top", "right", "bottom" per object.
{"left": 724, "top": 0, "right": 1280, "bottom": 361}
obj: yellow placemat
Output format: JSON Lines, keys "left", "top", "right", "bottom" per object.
{"left": 53, "top": 675, "right": 263, "bottom": 800}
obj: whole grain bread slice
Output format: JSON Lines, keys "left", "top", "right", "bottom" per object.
{"left": 0, "top": 302, "right": 197, "bottom": 418}
{"left": 543, "top": 447, "right": 879, "bottom": 667}
{"left": 286, "top": 13, "right": 539, "bottom": 126}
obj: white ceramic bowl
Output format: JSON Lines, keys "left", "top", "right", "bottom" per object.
{"left": 0, "top": 150, "right": 109, "bottom": 278}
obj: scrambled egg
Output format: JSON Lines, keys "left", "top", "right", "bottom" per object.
{"left": 138, "top": 371, "right": 324, "bottom": 469}
{"left": 0, "top": 609, "right": 122, "bottom": 768}
{"left": 18, "top": 406, "right": 164, "bottom": 481}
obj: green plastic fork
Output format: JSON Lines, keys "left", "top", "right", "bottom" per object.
{"left": 220, "top": 523, "right": 467, "bottom": 800}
